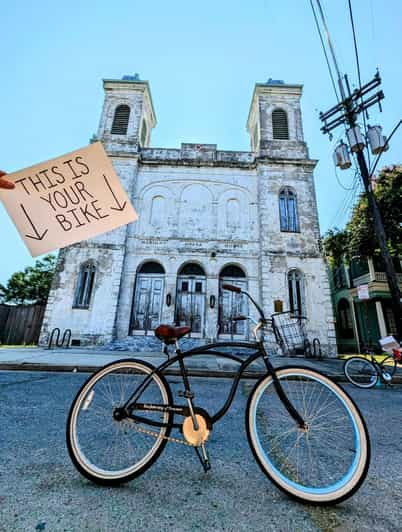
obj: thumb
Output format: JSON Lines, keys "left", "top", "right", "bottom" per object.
{"left": 0, "top": 170, "right": 15, "bottom": 190}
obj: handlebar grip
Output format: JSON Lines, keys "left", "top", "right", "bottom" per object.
{"left": 232, "top": 315, "right": 247, "bottom": 321}
{"left": 222, "top": 284, "right": 241, "bottom": 293}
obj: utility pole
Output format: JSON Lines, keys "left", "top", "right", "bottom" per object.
{"left": 314, "top": 1, "right": 402, "bottom": 340}
{"left": 319, "top": 74, "right": 402, "bottom": 340}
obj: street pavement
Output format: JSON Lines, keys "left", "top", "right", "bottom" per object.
{"left": 1, "top": 345, "right": 402, "bottom": 382}
{"left": 0, "top": 370, "right": 401, "bottom": 531}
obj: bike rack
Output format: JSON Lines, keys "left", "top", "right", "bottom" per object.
{"left": 48, "top": 328, "right": 72, "bottom": 349}
{"left": 312, "top": 337, "right": 322, "bottom": 359}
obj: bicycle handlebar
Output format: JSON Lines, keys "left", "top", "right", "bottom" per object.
{"left": 222, "top": 285, "right": 266, "bottom": 322}
{"left": 222, "top": 284, "right": 241, "bottom": 293}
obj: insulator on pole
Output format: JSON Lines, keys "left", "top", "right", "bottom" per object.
{"left": 347, "top": 125, "right": 366, "bottom": 152}
{"left": 333, "top": 141, "right": 352, "bottom": 169}
{"left": 367, "top": 125, "right": 389, "bottom": 155}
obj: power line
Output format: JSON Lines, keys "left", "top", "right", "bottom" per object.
{"left": 347, "top": 0, "right": 371, "bottom": 169}
{"left": 334, "top": 165, "right": 355, "bottom": 191}
{"left": 309, "top": 0, "right": 340, "bottom": 102}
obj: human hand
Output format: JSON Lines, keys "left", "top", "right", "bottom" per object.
{"left": 0, "top": 170, "right": 15, "bottom": 190}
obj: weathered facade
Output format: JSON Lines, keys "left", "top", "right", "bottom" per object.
{"left": 40, "top": 76, "right": 337, "bottom": 355}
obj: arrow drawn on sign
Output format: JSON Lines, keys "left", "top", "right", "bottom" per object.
{"left": 103, "top": 174, "right": 127, "bottom": 212}
{"left": 20, "top": 204, "right": 48, "bottom": 240}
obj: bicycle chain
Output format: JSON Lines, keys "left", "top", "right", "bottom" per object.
{"left": 121, "top": 419, "right": 195, "bottom": 447}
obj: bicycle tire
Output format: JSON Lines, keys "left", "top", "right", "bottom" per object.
{"left": 67, "top": 359, "right": 173, "bottom": 486}
{"left": 343, "top": 357, "right": 378, "bottom": 388}
{"left": 246, "top": 366, "right": 370, "bottom": 505}
{"left": 380, "top": 356, "right": 396, "bottom": 379}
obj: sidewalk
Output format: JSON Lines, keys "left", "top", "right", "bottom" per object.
{"left": 2, "top": 345, "right": 401, "bottom": 382}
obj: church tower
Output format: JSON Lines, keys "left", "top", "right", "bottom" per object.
{"left": 247, "top": 79, "right": 336, "bottom": 354}
{"left": 96, "top": 74, "right": 156, "bottom": 154}
{"left": 247, "top": 79, "right": 308, "bottom": 159}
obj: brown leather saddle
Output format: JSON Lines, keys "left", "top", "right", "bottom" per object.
{"left": 154, "top": 324, "right": 191, "bottom": 345}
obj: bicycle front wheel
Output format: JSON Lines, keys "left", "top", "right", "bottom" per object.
{"left": 344, "top": 357, "right": 378, "bottom": 388}
{"left": 380, "top": 356, "right": 396, "bottom": 379}
{"left": 246, "top": 366, "right": 370, "bottom": 505}
{"left": 67, "top": 359, "right": 173, "bottom": 486}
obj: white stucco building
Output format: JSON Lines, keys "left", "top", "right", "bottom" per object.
{"left": 40, "top": 75, "right": 336, "bottom": 355}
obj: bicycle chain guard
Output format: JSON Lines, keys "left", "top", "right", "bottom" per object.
{"left": 182, "top": 414, "right": 210, "bottom": 446}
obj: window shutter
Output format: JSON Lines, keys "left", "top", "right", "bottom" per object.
{"left": 272, "top": 109, "right": 289, "bottom": 140}
{"left": 111, "top": 105, "right": 130, "bottom": 135}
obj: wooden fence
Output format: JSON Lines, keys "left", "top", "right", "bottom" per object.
{"left": 0, "top": 303, "right": 46, "bottom": 345}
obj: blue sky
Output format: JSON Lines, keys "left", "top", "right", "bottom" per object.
{"left": 1, "top": 0, "right": 401, "bottom": 285}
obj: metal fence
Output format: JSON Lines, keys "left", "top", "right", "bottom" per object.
{"left": 0, "top": 303, "right": 46, "bottom": 345}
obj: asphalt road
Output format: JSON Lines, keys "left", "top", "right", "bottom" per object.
{"left": 0, "top": 370, "right": 401, "bottom": 532}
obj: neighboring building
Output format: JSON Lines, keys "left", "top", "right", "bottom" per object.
{"left": 328, "top": 256, "right": 402, "bottom": 352}
{"left": 40, "top": 75, "right": 337, "bottom": 355}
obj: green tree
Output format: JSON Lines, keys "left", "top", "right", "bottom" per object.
{"left": 323, "top": 165, "right": 402, "bottom": 262}
{"left": 346, "top": 165, "right": 402, "bottom": 259}
{"left": 322, "top": 227, "right": 350, "bottom": 267}
{"left": 0, "top": 255, "right": 56, "bottom": 305}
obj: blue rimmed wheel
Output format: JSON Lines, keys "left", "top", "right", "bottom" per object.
{"left": 246, "top": 366, "right": 370, "bottom": 505}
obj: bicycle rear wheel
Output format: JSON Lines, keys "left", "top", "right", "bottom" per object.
{"left": 344, "top": 357, "right": 378, "bottom": 388}
{"left": 246, "top": 366, "right": 370, "bottom": 505}
{"left": 67, "top": 359, "right": 173, "bottom": 485}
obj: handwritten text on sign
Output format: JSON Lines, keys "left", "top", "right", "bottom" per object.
{"left": 0, "top": 142, "right": 138, "bottom": 257}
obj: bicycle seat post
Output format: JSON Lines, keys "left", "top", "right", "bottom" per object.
{"left": 175, "top": 339, "right": 199, "bottom": 431}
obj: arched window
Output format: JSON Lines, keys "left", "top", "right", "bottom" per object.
{"left": 111, "top": 104, "right": 130, "bottom": 135}
{"left": 138, "top": 262, "right": 165, "bottom": 274}
{"left": 178, "top": 263, "right": 205, "bottom": 276}
{"left": 288, "top": 269, "right": 306, "bottom": 316}
{"left": 140, "top": 120, "right": 148, "bottom": 147}
{"left": 272, "top": 108, "right": 289, "bottom": 140}
{"left": 279, "top": 187, "right": 299, "bottom": 232}
{"left": 73, "top": 261, "right": 96, "bottom": 309}
{"left": 338, "top": 299, "right": 354, "bottom": 338}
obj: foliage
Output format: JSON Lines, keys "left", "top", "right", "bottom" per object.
{"left": 0, "top": 255, "right": 56, "bottom": 305}
{"left": 322, "top": 228, "right": 350, "bottom": 267}
{"left": 323, "top": 165, "right": 402, "bottom": 263}
{"left": 346, "top": 165, "right": 402, "bottom": 259}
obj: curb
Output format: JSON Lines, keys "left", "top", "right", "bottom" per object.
{"left": 0, "top": 361, "right": 356, "bottom": 382}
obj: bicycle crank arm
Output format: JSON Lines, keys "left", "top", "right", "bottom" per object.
{"left": 194, "top": 444, "right": 211, "bottom": 473}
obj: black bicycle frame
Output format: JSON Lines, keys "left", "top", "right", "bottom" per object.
{"left": 123, "top": 340, "right": 306, "bottom": 429}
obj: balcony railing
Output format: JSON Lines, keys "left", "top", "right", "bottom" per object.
{"left": 352, "top": 273, "right": 370, "bottom": 287}
{"left": 374, "top": 271, "right": 402, "bottom": 283}
{"left": 352, "top": 271, "right": 402, "bottom": 287}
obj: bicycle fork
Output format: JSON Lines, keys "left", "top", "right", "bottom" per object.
{"left": 264, "top": 357, "right": 307, "bottom": 429}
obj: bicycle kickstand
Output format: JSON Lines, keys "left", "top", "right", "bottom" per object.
{"left": 194, "top": 444, "right": 211, "bottom": 473}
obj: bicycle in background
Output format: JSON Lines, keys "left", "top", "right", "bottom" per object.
{"left": 343, "top": 344, "right": 398, "bottom": 389}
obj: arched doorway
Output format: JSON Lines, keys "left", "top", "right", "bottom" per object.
{"left": 219, "top": 265, "right": 248, "bottom": 338}
{"left": 175, "top": 263, "right": 206, "bottom": 336}
{"left": 131, "top": 262, "right": 165, "bottom": 334}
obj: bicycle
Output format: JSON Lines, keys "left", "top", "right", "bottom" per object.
{"left": 67, "top": 285, "right": 370, "bottom": 505}
{"left": 343, "top": 348, "right": 397, "bottom": 389}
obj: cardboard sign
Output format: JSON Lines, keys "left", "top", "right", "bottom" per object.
{"left": 0, "top": 143, "right": 138, "bottom": 257}
{"left": 357, "top": 284, "right": 370, "bottom": 300}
